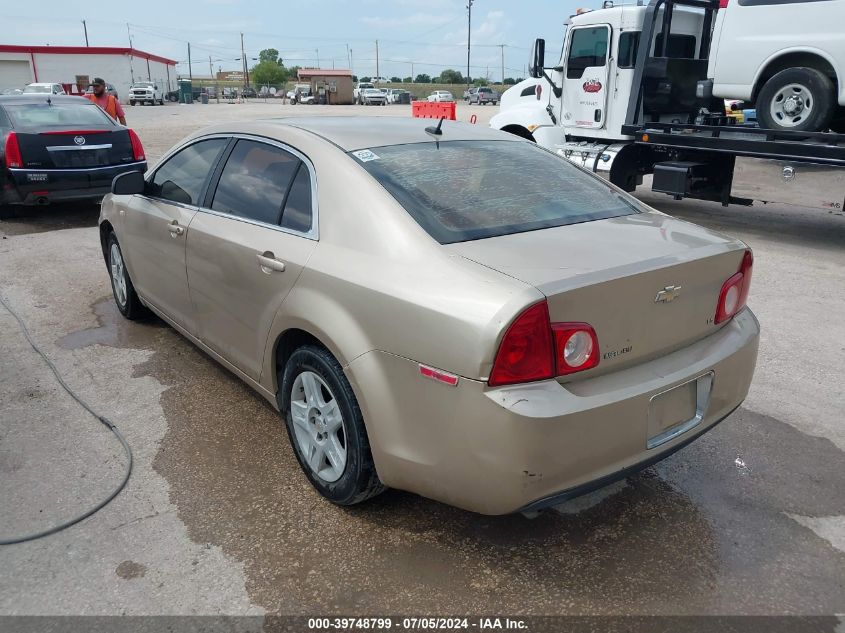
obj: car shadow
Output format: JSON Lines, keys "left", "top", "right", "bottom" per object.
{"left": 0, "top": 200, "right": 101, "bottom": 237}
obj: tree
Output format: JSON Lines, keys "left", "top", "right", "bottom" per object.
{"left": 360, "top": 76, "right": 372, "bottom": 82}
{"left": 252, "top": 60, "right": 287, "bottom": 85}
{"left": 437, "top": 69, "right": 464, "bottom": 84}
{"left": 258, "top": 48, "right": 283, "bottom": 66}
{"left": 414, "top": 73, "right": 431, "bottom": 83}
{"left": 390, "top": 76, "right": 402, "bottom": 83}
{"left": 403, "top": 76, "right": 412, "bottom": 83}
{"left": 472, "top": 77, "right": 487, "bottom": 87}
{"left": 503, "top": 77, "right": 517, "bottom": 85}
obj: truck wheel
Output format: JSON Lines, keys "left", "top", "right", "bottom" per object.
{"left": 129, "top": 101, "right": 135, "bottom": 106}
{"left": 757, "top": 67, "right": 836, "bottom": 133}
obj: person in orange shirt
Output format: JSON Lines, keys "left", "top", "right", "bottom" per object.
{"left": 85, "top": 78, "right": 126, "bottom": 125}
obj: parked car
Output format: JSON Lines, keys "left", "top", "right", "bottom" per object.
{"left": 288, "top": 84, "right": 314, "bottom": 104}
{"left": 241, "top": 87, "right": 258, "bottom": 98}
{"left": 23, "top": 83, "right": 66, "bottom": 95}
{"left": 427, "top": 90, "right": 454, "bottom": 102}
{"left": 85, "top": 83, "right": 119, "bottom": 99}
{"left": 353, "top": 82, "right": 375, "bottom": 104}
{"left": 0, "top": 95, "right": 146, "bottom": 219}
{"left": 468, "top": 86, "right": 499, "bottom": 105}
{"left": 99, "top": 117, "right": 758, "bottom": 514}
{"left": 708, "top": 0, "right": 845, "bottom": 132}
{"left": 360, "top": 88, "right": 387, "bottom": 105}
{"left": 387, "top": 89, "right": 411, "bottom": 104}
{"left": 129, "top": 82, "right": 164, "bottom": 106}
{"left": 463, "top": 87, "right": 474, "bottom": 101}
{"left": 1, "top": 88, "right": 23, "bottom": 96}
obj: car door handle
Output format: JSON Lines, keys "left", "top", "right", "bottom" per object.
{"left": 257, "top": 252, "right": 286, "bottom": 273}
{"left": 168, "top": 222, "right": 184, "bottom": 237}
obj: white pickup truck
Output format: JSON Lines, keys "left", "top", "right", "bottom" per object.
{"left": 353, "top": 82, "right": 374, "bottom": 105}
{"left": 129, "top": 82, "right": 164, "bottom": 106}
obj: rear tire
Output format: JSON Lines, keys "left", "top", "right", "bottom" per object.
{"left": 280, "top": 345, "right": 385, "bottom": 506}
{"left": 757, "top": 67, "right": 836, "bottom": 133}
{"left": 106, "top": 232, "right": 149, "bottom": 320}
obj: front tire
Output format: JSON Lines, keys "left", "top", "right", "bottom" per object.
{"left": 757, "top": 67, "right": 836, "bottom": 132}
{"left": 129, "top": 101, "right": 135, "bottom": 106}
{"left": 280, "top": 345, "right": 385, "bottom": 506}
{"left": 106, "top": 232, "right": 148, "bottom": 320}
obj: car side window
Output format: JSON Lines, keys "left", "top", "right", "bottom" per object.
{"left": 211, "top": 140, "right": 301, "bottom": 225}
{"left": 150, "top": 138, "right": 228, "bottom": 205}
{"left": 280, "top": 164, "right": 313, "bottom": 233}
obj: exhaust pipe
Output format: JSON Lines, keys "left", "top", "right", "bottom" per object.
{"left": 36, "top": 196, "right": 49, "bottom": 206}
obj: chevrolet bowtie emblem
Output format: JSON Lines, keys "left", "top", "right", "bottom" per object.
{"left": 655, "top": 285, "right": 682, "bottom": 303}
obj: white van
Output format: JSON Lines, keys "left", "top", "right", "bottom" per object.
{"left": 708, "top": 0, "right": 845, "bottom": 132}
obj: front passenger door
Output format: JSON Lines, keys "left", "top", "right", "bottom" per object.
{"left": 120, "top": 137, "right": 228, "bottom": 333}
{"left": 186, "top": 138, "right": 318, "bottom": 380}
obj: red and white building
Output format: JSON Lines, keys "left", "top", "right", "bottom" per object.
{"left": 0, "top": 45, "right": 177, "bottom": 102}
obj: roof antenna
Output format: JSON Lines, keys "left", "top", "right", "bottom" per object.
{"left": 425, "top": 116, "right": 445, "bottom": 148}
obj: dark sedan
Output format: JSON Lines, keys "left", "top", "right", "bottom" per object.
{"left": 0, "top": 95, "right": 146, "bottom": 219}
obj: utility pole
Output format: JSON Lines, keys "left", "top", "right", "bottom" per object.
{"left": 499, "top": 44, "right": 505, "bottom": 84}
{"left": 350, "top": 48, "right": 354, "bottom": 77}
{"left": 411, "top": 62, "right": 414, "bottom": 82}
{"left": 82, "top": 20, "right": 89, "bottom": 46}
{"left": 127, "top": 24, "right": 135, "bottom": 83}
{"left": 375, "top": 40, "right": 379, "bottom": 83}
{"left": 346, "top": 44, "right": 351, "bottom": 71}
{"left": 316, "top": 48, "right": 320, "bottom": 68}
{"left": 466, "top": 0, "right": 474, "bottom": 86}
{"left": 187, "top": 42, "right": 192, "bottom": 83}
{"left": 240, "top": 32, "right": 247, "bottom": 88}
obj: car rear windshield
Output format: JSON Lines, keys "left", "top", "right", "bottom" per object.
{"left": 351, "top": 140, "right": 639, "bottom": 244}
{"left": 3, "top": 103, "right": 113, "bottom": 128}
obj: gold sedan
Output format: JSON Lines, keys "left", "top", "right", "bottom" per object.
{"left": 100, "top": 117, "right": 759, "bottom": 515}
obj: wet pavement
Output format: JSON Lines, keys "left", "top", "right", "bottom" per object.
{"left": 0, "top": 105, "right": 843, "bottom": 619}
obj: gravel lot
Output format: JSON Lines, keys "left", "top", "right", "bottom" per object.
{"left": 1, "top": 102, "right": 843, "bottom": 621}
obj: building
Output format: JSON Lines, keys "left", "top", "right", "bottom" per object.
{"left": 297, "top": 68, "right": 354, "bottom": 105}
{"left": 0, "top": 45, "right": 177, "bottom": 103}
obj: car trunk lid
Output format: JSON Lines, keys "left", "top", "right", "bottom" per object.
{"left": 14, "top": 125, "right": 136, "bottom": 170}
{"left": 445, "top": 212, "right": 748, "bottom": 379}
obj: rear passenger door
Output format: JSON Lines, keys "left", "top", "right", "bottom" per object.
{"left": 185, "top": 137, "right": 318, "bottom": 381}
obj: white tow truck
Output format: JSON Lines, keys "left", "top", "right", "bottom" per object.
{"left": 491, "top": 0, "right": 845, "bottom": 212}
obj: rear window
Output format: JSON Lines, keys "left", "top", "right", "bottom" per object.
{"left": 352, "top": 140, "right": 639, "bottom": 244}
{"left": 4, "top": 102, "right": 113, "bottom": 128}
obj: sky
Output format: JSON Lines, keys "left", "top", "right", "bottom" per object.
{"left": 4, "top": 0, "right": 583, "bottom": 82}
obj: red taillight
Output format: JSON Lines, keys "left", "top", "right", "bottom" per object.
{"left": 489, "top": 302, "right": 555, "bottom": 386}
{"left": 4, "top": 132, "right": 23, "bottom": 168}
{"left": 715, "top": 249, "right": 753, "bottom": 324}
{"left": 552, "top": 323, "right": 600, "bottom": 375}
{"left": 489, "top": 301, "right": 600, "bottom": 386}
{"left": 719, "top": 0, "right": 729, "bottom": 7}
{"left": 128, "top": 128, "right": 145, "bottom": 161}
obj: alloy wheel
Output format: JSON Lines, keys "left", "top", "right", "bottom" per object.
{"left": 290, "top": 371, "right": 347, "bottom": 482}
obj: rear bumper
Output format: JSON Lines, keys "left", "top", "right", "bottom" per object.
{"left": 3, "top": 162, "right": 146, "bottom": 206}
{"left": 346, "top": 308, "right": 759, "bottom": 515}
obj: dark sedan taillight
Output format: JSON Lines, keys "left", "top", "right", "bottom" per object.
{"left": 4, "top": 132, "right": 23, "bottom": 168}
{"left": 128, "top": 129, "right": 146, "bottom": 161}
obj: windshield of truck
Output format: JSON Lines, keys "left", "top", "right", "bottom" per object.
{"left": 352, "top": 140, "right": 639, "bottom": 244}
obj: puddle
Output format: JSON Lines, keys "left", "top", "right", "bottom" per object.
{"left": 57, "top": 296, "right": 166, "bottom": 351}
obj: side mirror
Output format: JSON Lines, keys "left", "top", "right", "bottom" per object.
{"left": 530, "top": 38, "right": 546, "bottom": 79}
{"left": 112, "top": 170, "right": 146, "bottom": 196}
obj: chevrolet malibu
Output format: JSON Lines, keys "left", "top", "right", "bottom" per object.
{"left": 99, "top": 117, "right": 759, "bottom": 515}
